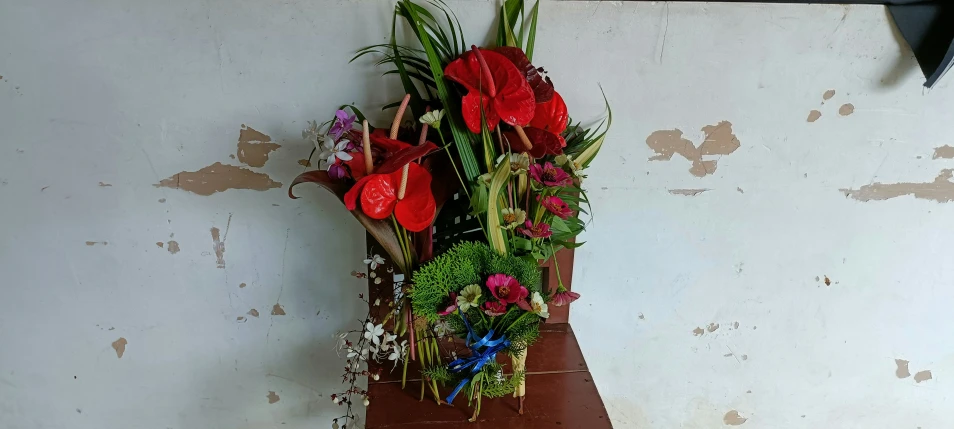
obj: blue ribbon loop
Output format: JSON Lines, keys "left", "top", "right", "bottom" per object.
{"left": 444, "top": 308, "right": 510, "bottom": 404}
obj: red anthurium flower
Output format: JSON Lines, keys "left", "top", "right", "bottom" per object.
{"left": 516, "top": 220, "right": 552, "bottom": 239}
{"left": 538, "top": 195, "right": 573, "bottom": 219}
{"left": 444, "top": 46, "right": 535, "bottom": 133}
{"left": 343, "top": 162, "right": 436, "bottom": 232}
{"left": 529, "top": 91, "right": 568, "bottom": 135}
{"left": 486, "top": 274, "right": 529, "bottom": 304}
{"left": 483, "top": 301, "right": 508, "bottom": 317}
{"left": 529, "top": 162, "right": 573, "bottom": 187}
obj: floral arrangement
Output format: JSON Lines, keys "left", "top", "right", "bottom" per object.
{"left": 289, "top": 0, "right": 609, "bottom": 426}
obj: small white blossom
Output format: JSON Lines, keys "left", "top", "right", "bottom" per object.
{"left": 363, "top": 254, "right": 386, "bottom": 270}
{"left": 418, "top": 109, "right": 446, "bottom": 128}
{"left": 364, "top": 322, "right": 385, "bottom": 345}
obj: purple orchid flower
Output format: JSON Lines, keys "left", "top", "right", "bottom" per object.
{"left": 328, "top": 163, "right": 347, "bottom": 180}
{"left": 329, "top": 109, "right": 356, "bottom": 141}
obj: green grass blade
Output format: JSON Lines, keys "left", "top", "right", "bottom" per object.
{"left": 390, "top": 7, "right": 426, "bottom": 119}
{"left": 401, "top": 0, "right": 480, "bottom": 180}
{"left": 525, "top": 1, "right": 540, "bottom": 61}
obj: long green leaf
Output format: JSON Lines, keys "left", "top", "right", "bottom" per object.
{"left": 400, "top": 0, "right": 480, "bottom": 180}
{"left": 500, "top": 5, "right": 517, "bottom": 48}
{"left": 383, "top": 69, "right": 436, "bottom": 88}
{"left": 576, "top": 88, "right": 612, "bottom": 168}
{"left": 486, "top": 157, "right": 511, "bottom": 255}
{"left": 390, "top": 9, "right": 426, "bottom": 119}
{"left": 525, "top": 1, "right": 540, "bottom": 61}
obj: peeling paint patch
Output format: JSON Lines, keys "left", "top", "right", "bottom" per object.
{"left": 645, "top": 121, "right": 740, "bottom": 177}
{"left": 248, "top": 309, "right": 259, "bottom": 317}
{"left": 692, "top": 327, "right": 705, "bottom": 336}
{"left": 841, "top": 169, "right": 954, "bottom": 203}
{"left": 239, "top": 282, "right": 247, "bottom": 288}
{"left": 298, "top": 159, "right": 312, "bottom": 167}
{"left": 156, "top": 242, "right": 164, "bottom": 248}
{"left": 807, "top": 110, "right": 822, "bottom": 122}
{"left": 707, "top": 323, "right": 720, "bottom": 333}
{"left": 154, "top": 162, "right": 282, "bottom": 196}
{"left": 823, "top": 89, "right": 836, "bottom": 101}
{"left": 85, "top": 241, "right": 107, "bottom": 246}
{"left": 272, "top": 304, "right": 286, "bottom": 316}
{"left": 111, "top": 338, "right": 127, "bottom": 358}
{"left": 914, "top": 370, "right": 933, "bottom": 383}
{"left": 167, "top": 241, "right": 180, "bottom": 254}
{"left": 895, "top": 359, "right": 911, "bottom": 378}
{"left": 839, "top": 103, "right": 855, "bottom": 116}
{"left": 237, "top": 125, "right": 281, "bottom": 168}
{"left": 824, "top": 276, "right": 831, "bottom": 286}
{"left": 98, "top": 182, "right": 112, "bottom": 187}
{"left": 267, "top": 391, "right": 280, "bottom": 404}
{"left": 933, "top": 145, "right": 954, "bottom": 159}
{"left": 723, "top": 410, "right": 747, "bottom": 426}
{"left": 668, "top": 188, "right": 709, "bottom": 196}
{"left": 236, "top": 316, "right": 246, "bottom": 322}
{"left": 211, "top": 226, "right": 226, "bottom": 268}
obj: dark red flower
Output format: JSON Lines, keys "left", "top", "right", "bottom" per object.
{"left": 529, "top": 91, "right": 568, "bottom": 135}
{"left": 483, "top": 301, "right": 507, "bottom": 317}
{"left": 516, "top": 220, "right": 552, "bottom": 239}
{"left": 494, "top": 46, "right": 554, "bottom": 104}
{"left": 438, "top": 292, "right": 458, "bottom": 316}
{"left": 444, "top": 46, "right": 535, "bottom": 133}
{"left": 504, "top": 127, "right": 564, "bottom": 158}
{"left": 343, "top": 162, "right": 436, "bottom": 232}
{"left": 538, "top": 195, "right": 573, "bottom": 219}
{"left": 529, "top": 162, "right": 572, "bottom": 187}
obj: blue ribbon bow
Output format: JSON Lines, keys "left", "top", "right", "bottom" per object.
{"left": 444, "top": 307, "right": 510, "bottom": 404}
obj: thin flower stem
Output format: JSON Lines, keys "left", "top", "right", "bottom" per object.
{"left": 549, "top": 243, "right": 565, "bottom": 291}
{"left": 436, "top": 128, "right": 469, "bottom": 199}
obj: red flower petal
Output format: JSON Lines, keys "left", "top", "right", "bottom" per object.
{"left": 376, "top": 141, "right": 440, "bottom": 175}
{"left": 344, "top": 174, "right": 378, "bottom": 210}
{"left": 529, "top": 91, "right": 568, "bottom": 134}
{"left": 360, "top": 173, "right": 398, "bottom": 219}
{"left": 494, "top": 47, "right": 554, "bottom": 103}
{"left": 368, "top": 129, "right": 413, "bottom": 154}
{"left": 523, "top": 127, "right": 564, "bottom": 158}
{"left": 394, "top": 163, "right": 436, "bottom": 232}
{"left": 461, "top": 92, "right": 500, "bottom": 133}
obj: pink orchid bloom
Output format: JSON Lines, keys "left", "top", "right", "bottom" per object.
{"left": 538, "top": 195, "right": 573, "bottom": 219}
{"left": 486, "top": 274, "right": 529, "bottom": 304}
{"left": 517, "top": 220, "right": 552, "bottom": 239}
{"left": 483, "top": 301, "right": 508, "bottom": 317}
{"left": 529, "top": 162, "right": 572, "bottom": 187}
{"left": 438, "top": 292, "right": 458, "bottom": 316}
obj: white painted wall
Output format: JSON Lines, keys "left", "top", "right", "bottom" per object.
{"left": 1, "top": 1, "right": 951, "bottom": 428}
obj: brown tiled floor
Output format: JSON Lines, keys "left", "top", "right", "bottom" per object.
{"left": 366, "top": 324, "right": 611, "bottom": 429}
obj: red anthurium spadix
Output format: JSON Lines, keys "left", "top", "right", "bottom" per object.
{"left": 444, "top": 46, "right": 535, "bottom": 133}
